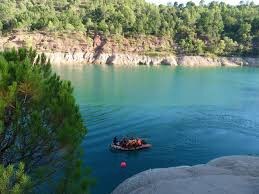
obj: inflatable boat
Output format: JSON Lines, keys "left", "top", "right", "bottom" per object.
{"left": 110, "top": 143, "right": 152, "bottom": 151}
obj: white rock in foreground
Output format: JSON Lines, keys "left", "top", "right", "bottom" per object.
{"left": 111, "top": 156, "right": 259, "bottom": 194}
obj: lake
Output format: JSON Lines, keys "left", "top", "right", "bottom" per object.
{"left": 54, "top": 65, "right": 259, "bottom": 194}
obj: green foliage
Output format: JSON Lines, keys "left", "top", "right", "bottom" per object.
{"left": 223, "top": 37, "right": 238, "bottom": 55}
{"left": 252, "top": 32, "right": 259, "bottom": 55}
{"left": 55, "top": 151, "right": 94, "bottom": 194}
{"left": 0, "top": 163, "right": 31, "bottom": 194}
{"left": 0, "top": 21, "right": 3, "bottom": 31}
{"left": 0, "top": 0, "right": 258, "bottom": 56}
{"left": 0, "top": 48, "right": 88, "bottom": 193}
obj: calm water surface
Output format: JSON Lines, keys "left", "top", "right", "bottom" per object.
{"left": 54, "top": 65, "right": 259, "bottom": 194}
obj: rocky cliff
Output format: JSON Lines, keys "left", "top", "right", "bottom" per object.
{"left": 1, "top": 31, "right": 259, "bottom": 67}
{"left": 45, "top": 52, "right": 259, "bottom": 67}
{"left": 44, "top": 52, "right": 178, "bottom": 66}
{"left": 112, "top": 155, "right": 259, "bottom": 194}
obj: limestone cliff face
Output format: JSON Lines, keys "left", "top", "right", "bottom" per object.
{"left": 177, "top": 56, "right": 259, "bottom": 67}
{"left": 1, "top": 32, "right": 259, "bottom": 67}
{"left": 45, "top": 52, "right": 178, "bottom": 66}
{"left": 45, "top": 52, "right": 259, "bottom": 67}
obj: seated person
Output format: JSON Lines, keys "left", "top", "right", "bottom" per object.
{"left": 113, "top": 136, "right": 119, "bottom": 145}
{"left": 137, "top": 139, "right": 142, "bottom": 146}
{"left": 121, "top": 138, "right": 127, "bottom": 147}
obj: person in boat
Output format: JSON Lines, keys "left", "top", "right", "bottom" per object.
{"left": 125, "top": 139, "right": 131, "bottom": 148}
{"left": 137, "top": 138, "right": 142, "bottom": 146}
{"left": 113, "top": 136, "right": 119, "bottom": 145}
{"left": 125, "top": 140, "right": 131, "bottom": 148}
{"left": 120, "top": 138, "right": 127, "bottom": 148}
{"left": 114, "top": 137, "right": 144, "bottom": 149}
{"left": 125, "top": 138, "right": 141, "bottom": 148}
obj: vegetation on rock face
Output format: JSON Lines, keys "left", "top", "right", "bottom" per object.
{"left": 0, "top": 48, "right": 90, "bottom": 193}
{"left": 0, "top": 0, "right": 258, "bottom": 56}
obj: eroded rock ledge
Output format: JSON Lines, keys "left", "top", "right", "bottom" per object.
{"left": 45, "top": 52, "right": 259, "bottom": 67}
{"left": 111, "top": 155, "right": 259, "bottom": 194}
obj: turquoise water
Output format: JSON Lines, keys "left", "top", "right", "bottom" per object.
{"left": 54, "top": 65, "right": 259, "bottom": 194}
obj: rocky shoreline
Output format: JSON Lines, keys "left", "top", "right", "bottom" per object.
{"left": 111, "top": 155, "right": 259, "bottom": 194}
{"left": 1, "top": 32, "right": 258, "bottom": 67}
{"left": 45, "top": 52, "right": 259, "bottom": 67}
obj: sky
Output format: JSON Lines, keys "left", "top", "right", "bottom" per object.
{"left": 147, "top": 0, "right": 259, "bottom": 5}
